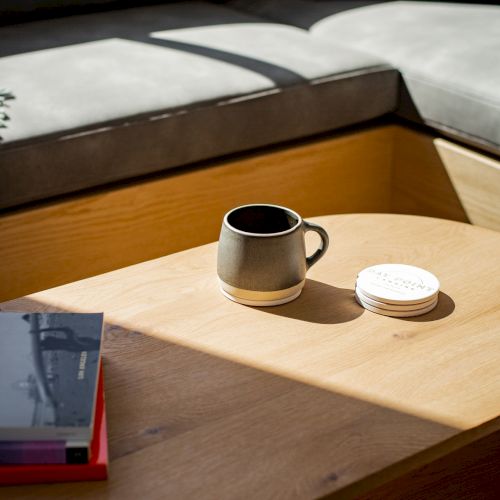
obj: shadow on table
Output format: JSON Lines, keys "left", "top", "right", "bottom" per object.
{"left": 1, "top": 296, "right": 496, "bottom": 500}
{"left": 0, "top": 296, "right": 459, "bottom": 500}
{"left": 400, "top": 291, "right": 455, "bottom": 323}
{"left": 257, "top": 281, "right": 455, "bottom": 324}
{"left": 255, "top": 278, "right": 364, "bottom": 325}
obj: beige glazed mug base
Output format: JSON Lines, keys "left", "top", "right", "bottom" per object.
{"left": 218, "top": 279, "right": 305, "bottom": 307}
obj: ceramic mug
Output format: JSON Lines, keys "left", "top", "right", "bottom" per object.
{"left": 217, "top": 204, "right": 329, "bottom": 306}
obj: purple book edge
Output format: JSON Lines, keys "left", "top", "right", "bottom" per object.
{"left": 0, "top": 441, "right": 66, "bottom": 464}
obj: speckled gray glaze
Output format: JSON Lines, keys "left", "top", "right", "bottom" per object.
{"left": 217, "top": 204, "right": 329, "bottom": 292}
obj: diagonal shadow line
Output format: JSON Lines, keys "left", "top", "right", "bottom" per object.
{"left": 1, "top": 21, "right": 309, "bottom": 87}
{"left": 4, "top": 299, "right": 499, "bottom": 499}
{"left": 0, "top": 28, "right": 309, "bottom": 146}
{"left": 0, "top": 297, "right": 468, "bottom": 500}
{"left": 132, "top": 35, "right": 309, "bottom": 86}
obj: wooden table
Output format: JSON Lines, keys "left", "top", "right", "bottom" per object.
{"left": 2, "top": 214, "right": 500, "bottom": 499}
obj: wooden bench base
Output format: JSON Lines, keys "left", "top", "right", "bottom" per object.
{"left": 1, "top": 124, "right": 499, "bottom": 301}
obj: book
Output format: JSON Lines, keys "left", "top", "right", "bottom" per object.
{"left": 0, "top": 366, "right": 108, "bottom": 485}
{"left": 0, "top": 312, "right": 104, "bottom": 463}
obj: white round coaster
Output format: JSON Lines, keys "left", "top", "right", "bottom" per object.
{"left": 355, "top": 286, "right": 438, "bottom": 311}
{"left": 357, "top": 264, "right": 440, "bottom": 305}
{"left": 355, "top": 291, "right": 438, "bottom": 317}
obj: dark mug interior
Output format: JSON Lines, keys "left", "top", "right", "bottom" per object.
{"left": 226, "top": 205, "right": 300, "bottom": 234}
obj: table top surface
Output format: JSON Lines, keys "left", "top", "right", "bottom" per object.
{"left": 2, "top": 213, "right": 500, "bottom": 499}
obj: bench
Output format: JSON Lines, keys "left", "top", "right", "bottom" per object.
{"left": 1, "top": 0, "right": 499, "bottom": 300}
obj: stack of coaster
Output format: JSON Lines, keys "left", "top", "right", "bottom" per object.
{"left": 355, "top": 264, "right": 440, "bottom": 317}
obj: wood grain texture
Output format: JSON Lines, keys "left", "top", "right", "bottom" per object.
{"left": 391, "top": 126, "right": 470, "bottom": 223}
{"left": 0, "top": 318, "right": 460, "bottom": 500}
{"left": 2, "top": 214, "right": 499, "bottom": 499}
{"left": 355, "top": 427, "right": 500, "bottom": 500}
{"left": 434, "top": 138, "right": 500, "bottom": 231}
{"left": 0, "top": 126, "right": 392, "bottom": 302}
{"left": 2, "top": 123, "right": 499, "bottom": 303}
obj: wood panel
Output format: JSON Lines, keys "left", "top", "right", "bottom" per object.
{"left": 390, "top": 126, "right": 470, "bottom": 223}
{"left": 1, "top": 214, "right": 499, "bottom": 498}
{"left": 391, "top": 127, "right": 500, "bottom": 231}
{"left": 0, "top": 126, "right": 392, "bottom": 302}
{"left": 434, "top": 138, "right": 500, "bottom": 231}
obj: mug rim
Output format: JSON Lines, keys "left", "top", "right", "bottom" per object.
{"left": 223, "top": 204, "right": 302, "bottom": 237}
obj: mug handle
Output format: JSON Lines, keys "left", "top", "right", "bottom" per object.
{"left": 304, "top": 221, "right": 330, "bottom": 270}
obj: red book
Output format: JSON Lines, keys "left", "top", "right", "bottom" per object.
{"left": 0, "top": 367, "right": 108, "bottom": 485}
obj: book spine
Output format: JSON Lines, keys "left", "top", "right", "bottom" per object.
{"left": 0, "top": 441, "right": 89, "bottom": 465}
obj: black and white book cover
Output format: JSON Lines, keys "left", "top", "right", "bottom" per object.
{"left": 0, "top": 312, "right": 103, "bottom": 443}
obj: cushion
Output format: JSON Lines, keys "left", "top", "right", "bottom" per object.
{"left": 233, "top": 0, "right": 500, "bottom": 155}
{"left": 0, "top": 1, "right": 398, "bottom": 209}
